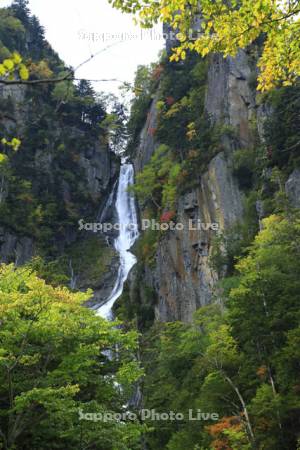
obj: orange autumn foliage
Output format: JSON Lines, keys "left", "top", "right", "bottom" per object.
{"left": 207, "top": 415, "right": 243, "bottom": 450}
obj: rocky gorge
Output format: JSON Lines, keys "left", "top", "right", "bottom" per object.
{"left": 1, "top": 1, "right": 300, "bottom": 449}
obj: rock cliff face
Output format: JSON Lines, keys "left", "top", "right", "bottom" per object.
{"left": 285, "top": 169, "right": 300, "bottom": 208}
{"left": 0, "top": 2, "right": 122, "bottom": 306}
{"left": 205, "top": 51, "right": 256, "bottom": 145}
{"left": 133, "top": 49, "right": 265, "bottom": 322}
{"left": 151, "top": 152, "right": 244, "bottom": 322}
{"left": 0, "top": 229, "right": 34, "bottom": 266}
{"left": 134, "top": 92, "right": 160, "bottom": 173}
{"left": 0, "top": 84, "right": 33, "bottom": 264}
{"left": 0, "top": 83, "right": 119, "bottom": 299}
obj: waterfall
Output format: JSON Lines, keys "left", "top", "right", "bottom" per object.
{"left": 97, "top": 163, "right": 139, "bottom": 319}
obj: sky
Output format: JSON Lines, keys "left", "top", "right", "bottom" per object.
{"left": 0, "top": 0, "right": 163, "bottom": 96}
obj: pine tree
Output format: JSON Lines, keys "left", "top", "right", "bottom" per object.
{"left": 28, "top": 15, "right": 46, "bottom": 59}
{"left": 11, "top": 0, "right": 30, "bottom": 25}
{"left": 77, "top": 79, "right": 95, "bottom": 98}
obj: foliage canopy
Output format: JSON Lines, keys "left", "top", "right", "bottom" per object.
{"left": 110, "top": 0, "right": 300, "bottom": 91}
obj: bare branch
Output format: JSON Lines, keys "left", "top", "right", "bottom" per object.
{"left": 0, "top": 41, "right": 124, "bottom": 87}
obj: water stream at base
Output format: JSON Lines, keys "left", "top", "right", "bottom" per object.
{"left": 97, "top": 163, "right": 139, "bottom": 319}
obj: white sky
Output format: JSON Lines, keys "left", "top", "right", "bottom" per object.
{"left": 0, "top": 0, "right": 163, "bottom": 96}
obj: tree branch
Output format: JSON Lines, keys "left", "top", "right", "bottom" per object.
{"left": 231, "top": 7, "right": 300, "bottom": 43}
{"left": 0, "top": 41, "right": 124, "bottom": 86}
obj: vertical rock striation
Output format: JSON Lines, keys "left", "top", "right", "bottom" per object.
{"left": 133, "top": 47, "right": 266, "bottom": 322}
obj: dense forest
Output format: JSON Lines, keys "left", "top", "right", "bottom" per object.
{"left": 117, "top": 51, "right": 300, "bottom": 449}
{"left": 0, "top": 0, "right": 300, "bottom": 449}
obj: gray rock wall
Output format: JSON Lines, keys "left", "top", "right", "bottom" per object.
{"left": 0, "top": 84, "right": 119, "bottom": 269}
{"left": 133, "top": 49, "right": 265, "bottom": 322}
{"left": 152, "top": 152, "right": 243, "bottom": 322}
{"left": 134, "top": 93, "right": 160, "bottom": 173}
{"left": 205, "top": 51, "right": 256, "bottom": 147}
{"left": 286, "top": 169, "right": 300, "bottom": 208}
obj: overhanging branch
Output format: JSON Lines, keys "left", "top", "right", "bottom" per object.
{"left": 0, "top": 41, "right": 124, "bottom": 87}
{"left": 0, "top": 77, "right": 123, "bottom": 85}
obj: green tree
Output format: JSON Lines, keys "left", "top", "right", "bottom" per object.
{"left": 0, "top": 264, "right": 144, "bottom": 450}
{"left": 133, "top": 144, "right": 181, "bottom": 209}
{"left": 228, "top": 214, "right": 300, "bottom": 449}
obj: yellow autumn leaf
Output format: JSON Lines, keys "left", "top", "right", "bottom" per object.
{"left": 0, "top": 64, "right": 6, "bottom": 76}
{"left": 0, "top": 153, "right": 8, "bottom": 164}
{"left": 19, "top": 64, "right": 29, "bottom": 81}
{"left": 11, "top": 138, "right": 21, "bottom": 151}
{"left": 3, "top": 59, "right": 14, "bottom": 71}
{"left": 12, "top": 52, "right": 22, "bottom": 65}
{"left": 110, "top": 0, "right": 300, "bottom": 91}
{"left": 201, "top": 47, "right": 210, "bottom": 57}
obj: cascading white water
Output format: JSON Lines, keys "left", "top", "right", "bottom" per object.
{"left": 97, "top": 163, "right": 139, "bottom": 319}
